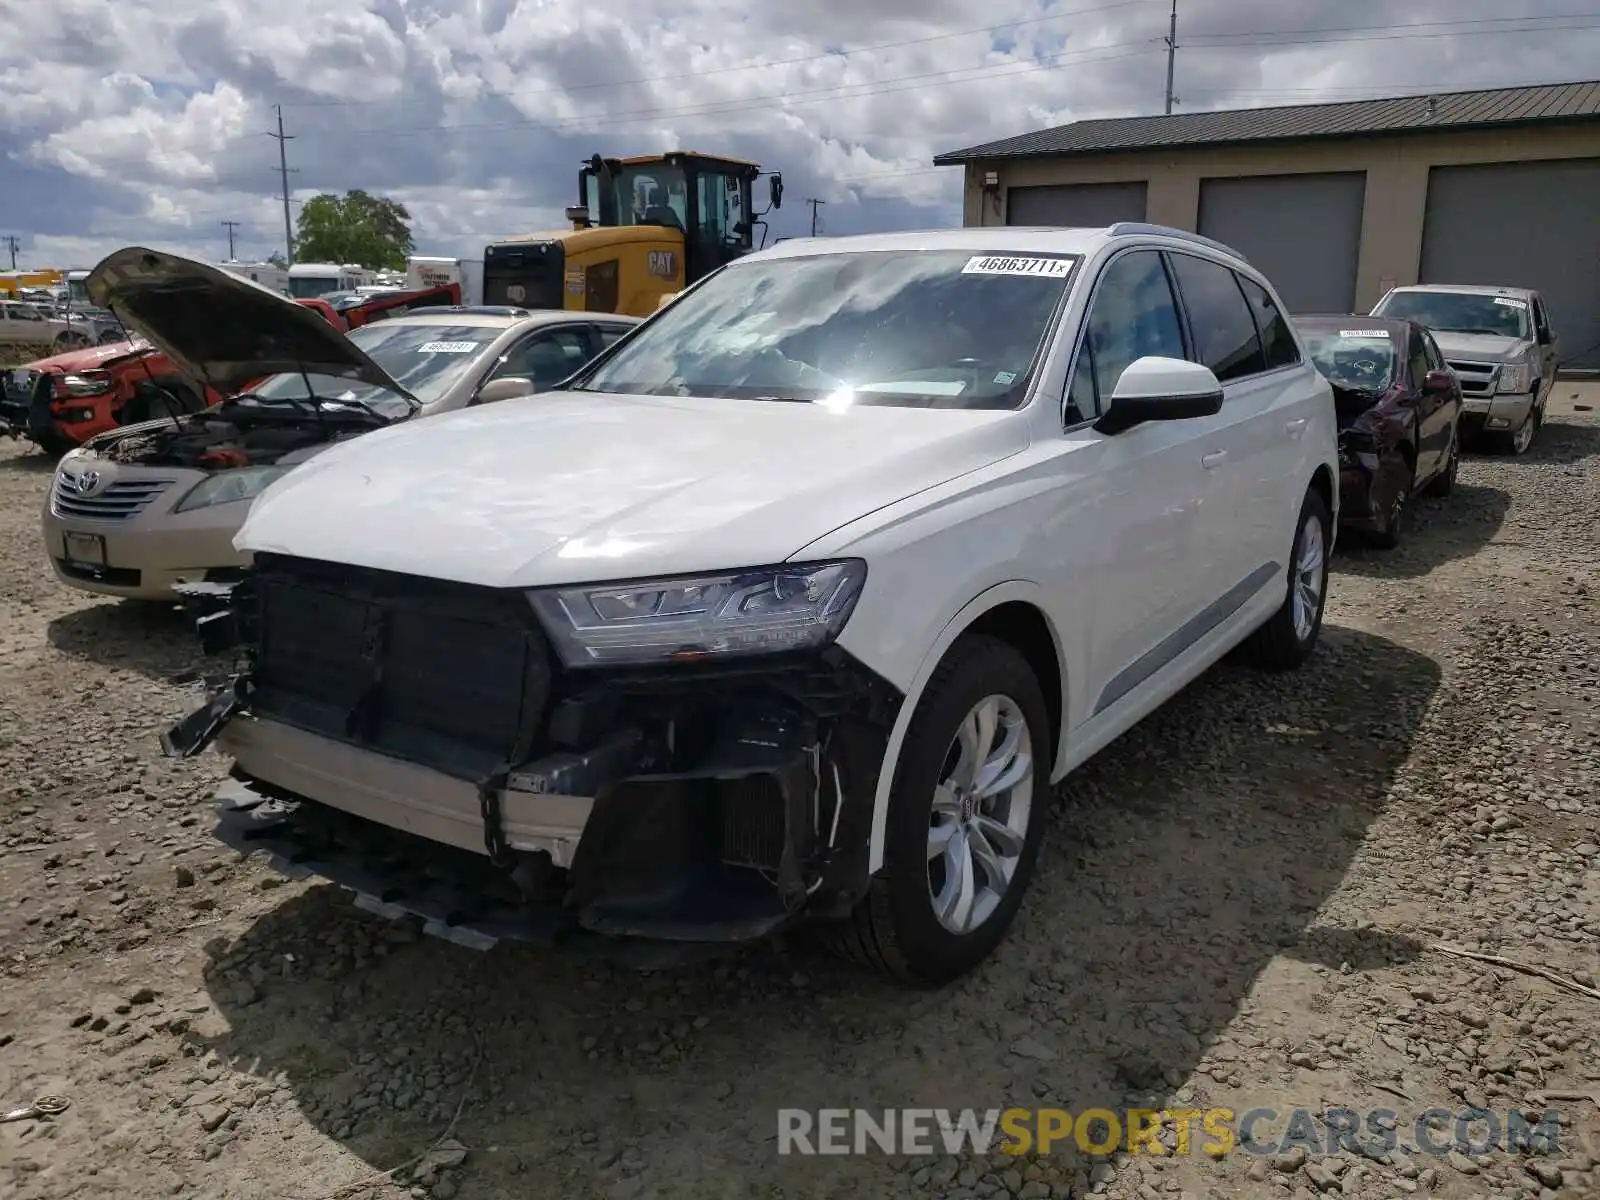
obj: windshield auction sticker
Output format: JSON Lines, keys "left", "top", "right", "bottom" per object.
{"left": 1493, "top": 297, "right": 1528, "bottom": 308}
{"left": 962, "top": 255, "right": 1073, "bottom": 278}
{"left": 1339, "top": 330, "right": 1391, "bottom": 338}
{"left": 416, "top": 341, "right": 479, "bottom": 354}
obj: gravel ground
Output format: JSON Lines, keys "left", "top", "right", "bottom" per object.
{"left": 1, "top": 388, "right": 1597, "bottom": 1200}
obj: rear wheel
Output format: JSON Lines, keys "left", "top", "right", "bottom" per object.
{"left": 53, "top": 332, "right": 89, "bottom": 351}
{"left": 821, "top": 635, "right": 1049, "bottom": 985}
{"left": 1243, "top": 485, "right": 1330, "bottom": 672}
{"left": 1422, "top": 426, "right": 1460, "bottom": 497}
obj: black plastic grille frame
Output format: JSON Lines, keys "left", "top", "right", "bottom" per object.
{"left": 246, "top": 554, "right": 553, "bottom": 781}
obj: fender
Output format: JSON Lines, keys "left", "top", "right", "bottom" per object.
{"left": 865, "top": 579, "right": 1069, "bottom": 874}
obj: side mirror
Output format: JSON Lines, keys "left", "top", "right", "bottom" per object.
{"left": 1422, "top": 369, "right": 1454, "bottom": 394}
{"left": 1093, "top": 357, "right": 1223, "bottom": 435}
{"left": 769, "top": 174, "right": 784, "bottom": 210}
{"left": 1536, "top": 327, "right": 1554, "bottom": 345}
{"left": 476, "top": 376, "right": 536, "bottom": 404}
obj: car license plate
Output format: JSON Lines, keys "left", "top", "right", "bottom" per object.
{"left": 63, "top": 532, "right": 106, "bottom": 568}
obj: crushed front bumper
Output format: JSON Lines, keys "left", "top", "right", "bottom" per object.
{"left": 1460, "top": 391, "right": 1534, "bottom": 441}
{"left": 166, "top": 559, "right": 903, "bottom": 954}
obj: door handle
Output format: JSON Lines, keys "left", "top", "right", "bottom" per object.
{"left": 1284, "top": 417, "right": 1307, "bottom": 437}
{"left": 1201, "top": 450, "right": 1228, "bottom": 469}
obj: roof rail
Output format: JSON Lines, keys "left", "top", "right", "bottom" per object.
{"left": 437, "top": 304, "right": 535, "bottom": 317}
{"left": 1107, "top": 222, "right": 1245, "bottom": 261}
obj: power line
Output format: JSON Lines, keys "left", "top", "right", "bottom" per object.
{"left": 267, "top": 105, "right": 298, "bottom": 266}
{"left": 220, "top": 220, "right": 240, "bottom": 259}
{"left": 287, "top": 16, "right": 1600, "bottom": 145}
{"left": 278, "top": 0, "right": 1161, "bottom": 111}
{"left": 1, "top": 236, "right": 18, "bottom": 270}
{"left": 803, "top": 198, "right": 826, "bottom": 236}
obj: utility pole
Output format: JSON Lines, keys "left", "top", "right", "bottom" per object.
{"left": 1, "top": 235, "right": 18, "bottom": 270}
{"left": 804, "top": 198, "right": 826, "bottom": 237}
{"left": 267, "top": 105, "right": 298, "bottom": 265}
{"left": 1163, "top": 0, "right": 1179, "bottom": 115}
{"left": 220, "top": 220, "right": 240, "bottom": 260}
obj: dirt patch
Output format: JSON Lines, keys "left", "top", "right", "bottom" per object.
{"left": 2, "top": 417, "right": 1598, "bottom": 1200}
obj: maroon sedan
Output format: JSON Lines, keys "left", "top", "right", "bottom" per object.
{"left": 1293, "top": 315, "right": 1464, "bottom": 549}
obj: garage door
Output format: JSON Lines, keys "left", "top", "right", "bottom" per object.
{"left": 1006, "top": 181, "right": 1148, "bottom": 227}
{"left": 1421, "top": 159, "right": 1600, "bottom": 371}
{"left": 1197, "top": 172, "right": 1367, "bottom": 314}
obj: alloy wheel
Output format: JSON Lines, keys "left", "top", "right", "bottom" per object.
{"left": 1512, "top": 415, "right": 1535, "bottom": 455}
{"left": 1291, "top": 513, "right": 1326, "bottom": 642}
{"left": 927, "top": 694, "right": 1034, "bottom": 935}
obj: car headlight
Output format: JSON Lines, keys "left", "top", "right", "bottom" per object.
{"left": 173, "top": 466, "right": 291, "bottom": 513}
{"left": 55, "top": 370, "right": 113, "bottom": 397}
{"left": 1497, "top": 362, "right": 1532, "bottom": 394}
{"left": 529, "top": 560, "right": 867, "bottom": 667}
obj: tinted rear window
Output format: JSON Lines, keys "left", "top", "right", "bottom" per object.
{"left": 1169, "top": 253, "right": 1265, "bottom": 382}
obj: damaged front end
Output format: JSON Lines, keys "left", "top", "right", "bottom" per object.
{"left": 164, "top": 554, "right": 903, "bottom": 957}
{"left": 1334, "top": 386, "right": 1409, "bottom": 529}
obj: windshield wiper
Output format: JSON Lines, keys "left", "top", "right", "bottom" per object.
{"left": 748, "top": 394, "right": 814, "bottom": 403}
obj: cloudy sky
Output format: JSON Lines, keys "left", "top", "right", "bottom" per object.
{"left": 1, "top": 0, "right": 1596, "bottom": 268}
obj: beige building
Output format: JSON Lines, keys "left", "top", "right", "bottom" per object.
{"left": 934, "top": 80, "right": 1600, "bottom": 370}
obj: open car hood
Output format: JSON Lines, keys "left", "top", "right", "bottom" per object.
{"left": 85, "top": 247, "right": 413, "bottom": 398}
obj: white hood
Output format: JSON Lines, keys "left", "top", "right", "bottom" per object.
{"left": 1430, "top": 331, "right": 1530, "bottom": 361}
{"left": 236, "top": 391, "right": 1030, "bottom": 587}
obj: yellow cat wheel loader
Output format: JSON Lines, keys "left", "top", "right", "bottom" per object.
{"left": 482, "top": 150, "right": 783, "bottom": 317}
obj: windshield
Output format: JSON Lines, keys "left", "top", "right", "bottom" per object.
{"left": 1374, "top": 290, "right": 1530, "bottom": 338}
{"left": 288, "top": 275, "right": 341, "bottom": 299}
{"left": 574, "top": 249, "right": 1078, "bottom": 409}
{"left": 249, "top": 321, "right": 502, "bottom": 412}
{"left": 66, "top": 278, "right": 91, "bottom": 307}
{"left": 1297, "top": 324, "right": 1397, "bottom": 391}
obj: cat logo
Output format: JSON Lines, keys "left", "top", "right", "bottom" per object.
{"left": 647, "top": 250, "right": 678, "bottom": 280}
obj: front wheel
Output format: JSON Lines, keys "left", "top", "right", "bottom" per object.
{"left": 1495, "top": 401, "right": 1538, "bottom": 456}
{"left": 821, "top": 634, "right": 1049, "bottom": 985}
{"left": 1242, "top": 485, "right": 1330, "bottom": 671}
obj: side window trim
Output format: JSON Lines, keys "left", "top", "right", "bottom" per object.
{"left": 1159, "top": 251, "right": 1198, "bottom": 363}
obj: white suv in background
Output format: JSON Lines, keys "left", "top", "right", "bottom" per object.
{"left": 161, "top": 224, "right": 1339, "bottom": 985}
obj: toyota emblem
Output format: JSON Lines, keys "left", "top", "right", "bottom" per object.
{"left": 69, "top": 470, "right": 101, "bottom": 495}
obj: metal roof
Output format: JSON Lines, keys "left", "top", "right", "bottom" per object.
{"left": 933, "top": 79, "right": 1600, "bottom": 164}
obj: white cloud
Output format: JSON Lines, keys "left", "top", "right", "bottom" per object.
{"left": 0, "top": 0, "right": 1595, "bottom": 266}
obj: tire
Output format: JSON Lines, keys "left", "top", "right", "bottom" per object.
{"left": 1368, "top": 454, "right": 1413, "bottom": 550}
{"left": 1422, "top": 425, "right": 1459, "bottom": 498}
{"left": 1242, "top": 485, "right": 1331, "bottom": 672}
{"left": 1493, "top": 401, "right": 1538, "bottom": 456}
{"left": 820, "top": 634, "right": 1050, "bottom": 985}
{"left": 53, "top": 332, "right": 89, "bottom": 351}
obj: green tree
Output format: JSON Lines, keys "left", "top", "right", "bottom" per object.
{"left": 293, "top": 190, "right": 415, "bottom": 269}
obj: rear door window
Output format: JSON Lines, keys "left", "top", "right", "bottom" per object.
{"left": 1168, "top": 253, "right": 1266, "bottom": 382}
{"left": 1236, "top": 276, "right": 1299, "bottom": 370}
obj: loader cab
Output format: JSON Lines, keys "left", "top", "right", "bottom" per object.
{"left": 576, "top": 151, "right": 774, "bottom": 284}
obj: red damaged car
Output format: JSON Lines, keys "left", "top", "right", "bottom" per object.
{"left": 1293, "top": 314, "right": 1464, "bottom": 549}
